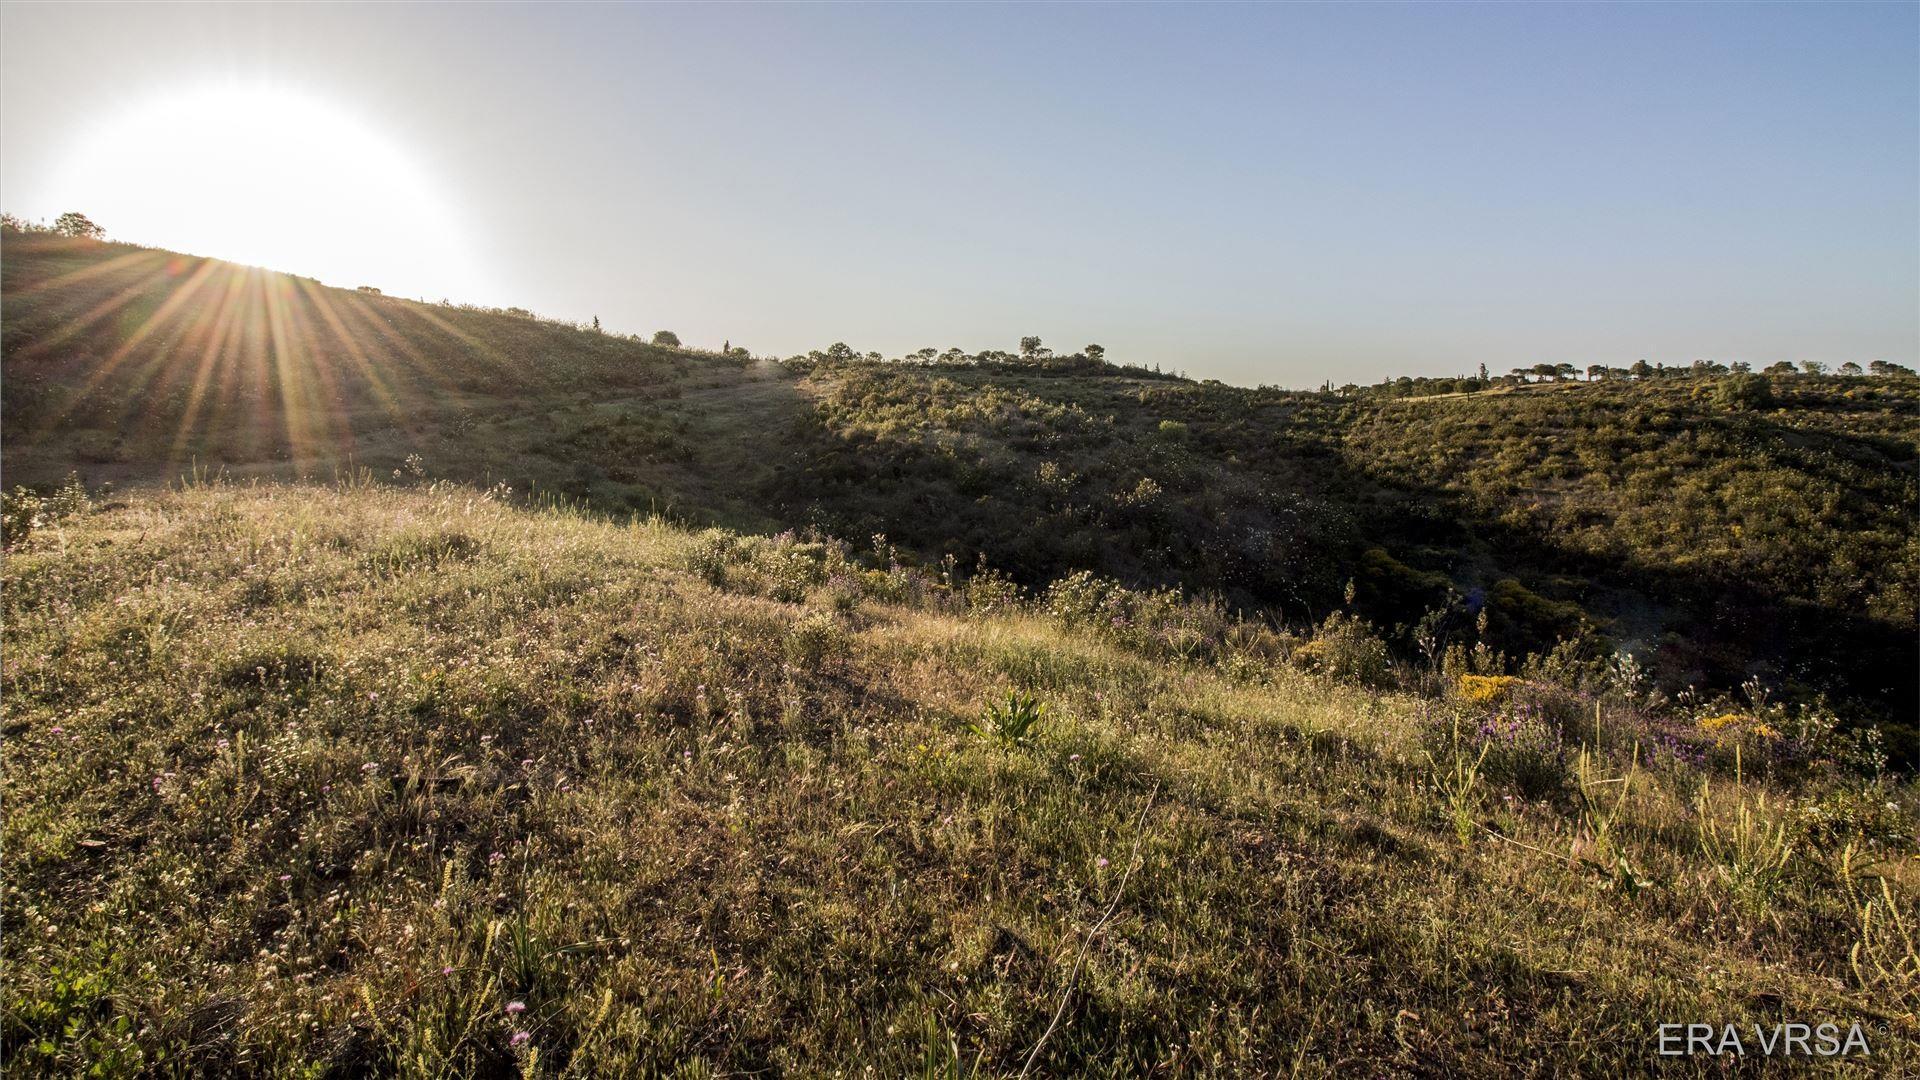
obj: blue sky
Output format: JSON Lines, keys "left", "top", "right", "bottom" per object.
{"left": 3, "top": 2, "right": 1914, "bottom": 385}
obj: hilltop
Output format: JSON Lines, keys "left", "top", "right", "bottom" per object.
{"left": 4, "top": 481, "right": 1914, "bottom": 1074}
{"left": 5, "top": 230, "right": 1915, "bottom": 758}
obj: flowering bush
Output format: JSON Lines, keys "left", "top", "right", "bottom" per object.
{"left": 1698, "top": 712, "right": 1781, "bottom": 744}
{"left": 1457, "top": 673, "right": 1521, "bottom": 707}
{"left": 1457, "top": 701, "right": 1571, "bottom": 800}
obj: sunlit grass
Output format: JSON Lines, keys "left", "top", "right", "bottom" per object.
{"left": 3, "top": 479, "right": 1912, "bottom": 1075}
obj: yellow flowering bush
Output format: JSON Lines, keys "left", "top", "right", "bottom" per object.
{"left": 1698, "top": 712, "right": 1782, "bottom": 744}
{"left": 1457, "top": 673, "right": 1521, "bottom": 706}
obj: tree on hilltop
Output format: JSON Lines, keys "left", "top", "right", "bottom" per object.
{"left": 53, "top": 211, "right": 104, "bottom": 239}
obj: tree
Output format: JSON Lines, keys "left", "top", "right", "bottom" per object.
{"left": 651, "top": 330, "right": 681, "bottom": 347}
{"left": 1630, "top": 360, "right": 1654, "bottom": 379}
{"left": 1477, "top": 362, "right": 1489, "bottom": 382}
{"left": 1084, "top": 343, "right": 1105, "bottom": 363}
{"left": 1764, "top": 360, "right": 1796, "bottom": 375}
{"left": 1838, "top": 361, "right": 1863, "bottom": 376}
{"left": 1800, "top": 360, "right": 1826, "bottom": 376}
{"left": 1018, "top": 336, "right": 1049, "bottom": 361}
{"left": 592, "top": 316, "right": 601, "bottom": 332}
{"left": 1554, "top": 363, "right": 1578, "bottom": 381}
{"left": 52, "top": 211, "right": 104, "bottom": 239}
{"left": 1869, "top": 360, "right": 1916, "bottom": 377}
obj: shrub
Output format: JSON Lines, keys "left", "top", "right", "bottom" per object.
{"left": 784, "top": 610, "right": 848, "bottom": 669}
{"left": 1712, "top": 373, "right": 1773, "bottom": 410}
{"left": 686, "top": 530, "right": 738, "bottom": 587}
{"left": 1293, "top": 612, "right": 1393, "bottom": 687}
{"left": 963, "top": 561, "right": 1022, "bottom": 613}
{"left": 1041, "top": 570, "right": 1229, "bottom": 660}
{"left": 1471, "top": 701, "right": 1572, "bottom": 800}
{"left": 1457, "top": 673, "right": 1520, "bottom": 706}
{"left": 2, "top": 473, "right": 89, "bottom": 547}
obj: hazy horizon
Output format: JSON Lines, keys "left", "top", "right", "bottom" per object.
{"left": 3, "top": 2, "right": 1914, "bottom": 385}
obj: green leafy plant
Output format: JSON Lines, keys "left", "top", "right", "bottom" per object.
{"left": 972, "top": 690, "right": 1047, "bottom": 749}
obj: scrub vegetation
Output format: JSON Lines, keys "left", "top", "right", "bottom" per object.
{"left": 3, "top": 228, "right": 1917, "bottom": 1074}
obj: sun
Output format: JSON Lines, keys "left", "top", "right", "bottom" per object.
{"left": 46, "top": 82, "right": 485, "bottom": 302}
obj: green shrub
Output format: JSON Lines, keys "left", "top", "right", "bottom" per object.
{"left": 1712, "top": 373, "right": 1774, "bottom": 410}
{"left": 1293, "top": 611, "right": 1393, "bottom": 687}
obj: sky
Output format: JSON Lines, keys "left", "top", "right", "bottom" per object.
{"left": 2, "top": 3, "right": 1914, "bottom": 386}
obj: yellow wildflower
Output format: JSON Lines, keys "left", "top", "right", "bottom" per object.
{"left": 1458, "top": 674, "right": 1521, "bottom": 706}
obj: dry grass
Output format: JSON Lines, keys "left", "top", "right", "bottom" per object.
{"left": 4, "top": 480, "right": 1913, "bottom": 1075}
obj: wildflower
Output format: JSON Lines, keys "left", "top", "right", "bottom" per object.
{"left": 1458, "top": 674, "right": 1521, "bottom": 706}
{"left": 48, "top": 726, "right": 63, "bottom": 736}
{"left": 489, "top": 851, "right": 505, "bottom": 865}
{"left": 1097, "top": 857, "right": 1110, "bottom": 868}
{"left": 510, "top": 1031, "right": 531, "bottom": 1047}
{"left": 506, "top": 1001, "right": 527, "bottom": 1015}
{"left": 278, "top": 874, "right": 292, "bottom": 882}
{"left": 361, "top": 762, "right": 378, "bottom": 773}
{"left": 217, "top": 739, "right": 230, "bottom": 750}
{"left": 442, "top": 965, "right": 455, "bottom": 975}
{"left": 1068, "top": 754, "right": 1082, "bottom": 763}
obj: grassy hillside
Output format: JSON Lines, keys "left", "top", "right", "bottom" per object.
{"left": 4, "top": 481, "right": 1914, "bottom": 1075}
{"left": 0, "top": 232, "right": 789, "bottom": 530}
{"left": 7, "top": 232, "right": 1914, "bottom": 760}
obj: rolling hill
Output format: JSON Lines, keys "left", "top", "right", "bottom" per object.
{"left": 5, "top": 229, "right": 1916, "bottom": 756}
{"left": 5, "top": 227, "right": 1918, "bottom": 1075}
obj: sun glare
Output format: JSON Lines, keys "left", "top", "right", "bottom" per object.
{"left": 46, "top": 83, "right": 484, "bottom": 302}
